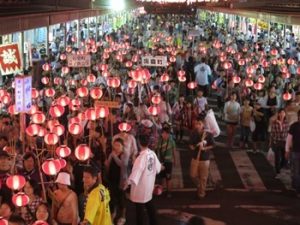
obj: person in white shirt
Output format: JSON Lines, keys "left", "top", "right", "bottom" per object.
{"left": 125, "top": 135, "right": 162, "bottom": 225}
{"left": 224, "top": 92, "right": 241, "bottom": 148}
{"left": 194, "top": 58, "right": 212, "bottom": 97}
{"left": 193, "top": 89, "right": 208, "bottom": 115}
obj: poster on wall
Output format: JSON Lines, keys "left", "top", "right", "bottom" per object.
{"left": 0, "top": 43, "right": 22, "bottom": 75}
{"left": 142, "top": 55, "right": 168, "bottom": 67}
{"left": 15, "top": 76, "right": 32, "bottom": 112}
{"left": 67, "top": 54, "right": 91, "bottom": 67}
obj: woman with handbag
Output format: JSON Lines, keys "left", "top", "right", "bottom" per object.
{"left": 189, "top": 118, "right": 215, "bottom": 198}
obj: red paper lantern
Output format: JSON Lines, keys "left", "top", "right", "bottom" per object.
{"left": 47, "top": 119, "right": 60, "bottom": 130}
{"left": 118, "top": 122, "right": 132, "bottom": 132}
{"left": 125, "top": 61, "right": 133, "bottom": 68}
{"left": 177, "top": 70, "right": 185, "bottom": 77}
{"left": 0, "top": 217, "right": 8, "bottom": 225}
{"left": 246, "top": 67, "right": 254, "bottom": 75}
{"left": 69, "top": 99, "right": 81, "bottom": 111}
{"left": 44, "top": 133, "right": 59, "bottom": 145}
{"left": 223, "top": 61, "right": 232, "bottom": 70}
{"left": 85, "top": 108, "right": 99, "bottom": 121}
{"left": 56, "top": 145, "right": 71, "bottom": 158}
{"left": 87, "top": 74, "right": 96, "bottom": 83}
{"left": 287, "top": 58, "right": 295, "bottom": 65}
{"left": 96, "top": 106, "right": 109, "bottom": 118}
{"left": 42, "top": 159, "right": 61, "bottom": 176}
{"left": 37, "top": 127, "right": 48, "bottom": 137}
{"left": 90, "top": 87, "right": 103, "bottom": 100}
{"left": 32, "top": 221, "right": 49, "bottom": 225}
{"left": 8, "top": 105, "right": 18, "bottom": 115}
{"left": 49, "top": 105, "right": 65, "bottom": 118}
{"left": 76, "top": 87, "right": 89, "bottom": 98}
{"left": 12, "top": 192, "right": 30, "bottom": 207}
{"left": 52, "top": 125, "right": 65, "bottom": 136}
{"left": 283, "top": 92, "right": 292, "bottom": 101}
{"left": 107, "top": 77, "right": 121, "bottom": 88}
{"left": 169, "top": 56, "right": 176, "bottom": 63}
{"left": 232, "top": 76, "right": 241, "bottom": 84}
{"left": 1, "top": 94, "right": 11, "bottom": 105}
{"left": 151, "top": 95, "right": 161, "bottom": 105}
{"left": 27, "top": 105, "right": 39, "bottom": 115}
{"left": 245, "top": 79, "right": 254, "bottom": 87}
{"left": 187, "top": 81, "right": 197, "bottom": 89}
{"left": 80, "top": 79, "right": 88, "bottom": 86}
{"left": 128, "top": 80, "right": 137, "bottom": 89}
{"left": 42, "top": 63, "right": 51, "bottom": 71}
{"left": 32, "top": 112, "right": 46, "bottom": 124}
{"left": 68, "top": 123, "right": 83, "bottom": 135}
{"left": 77, "top": 112, "right": 86, "bottom": 121}
{"left": 178, "top": 75, "right": 186, "bottom": 82}
{"left": 61, "top": 66, "right": 70, "bottom": 74}
{"left": 57, "top": 96, "right": 70, "bottom": 107}
{"left": 69, "top": 117, "right": 81, "bottom": 124}
{"left": 257, "top": 75, "right": 266, "bottom": 83}
{"left": 75, "top": 144, "right": 91, "bottom": 161}
{"left": 282, "top": 72, "right": 291, "bottom": 79}
{"left": 148, "top": 106, "right": 160, "bottom": 116}
{"left": 26, "top": 124, "right": 40, "bottom": 136}
{"left": 254, "top": 83, "right": 264, "bottom": 90}
{"left": 270, "top": 49, "right": 278, "bottom": 56}
{"left": 160, "top": 73, "right": 170, "bottom": 82}
{"left": 45, "top": 88, "right": 55, "bottom": 98}
{"left": 271, "top": 59, "right": 278, "bottom": 65}
{"left": 54, "top": 77, "right": 63, "bottom": 85}
{"left": 6, "top": 175, "right": 26, "bottom": 190}
{"left": 280, "top": 66, "right": 288, "bottom": 74}
{"left": 41, "top": 77, "right": 49, "bottom": 85}
{"left": 32, "top": 88, "right": 39, "bottom": 99}
{"left": 132, "top": 55, "right": 139, "bottom": 63}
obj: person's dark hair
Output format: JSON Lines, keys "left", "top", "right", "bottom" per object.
{"left": 139, "top": 135, "right": 150, "bottom": 147}
{"left": 23, "top": 152, "right": 36, "bottom": 162}
{"left": 83, "top": 166, "right": 99, "bottom": 178}
{"left": 113, "top": 138, "right": 124, "bottom": 146}
{"left": 162, "top": 126, "right": 171, "bottom": 134}
{"left": 187, "top": 216, "right": 205, "bottom": 225}
{"left": 25, "top": 179, "right": 41, "bottom": 196}
{"left": 8, "top": 214, "right": 26, "bottom": 225}
{"left": 201, "top": 57, "right": 206, "bottom": 63}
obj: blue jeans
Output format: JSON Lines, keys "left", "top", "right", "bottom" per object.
{"left": 291, "top": 152, "right": 300, "bottom": 194}
{"left": 240, "top": 126, "right": 251, "bottom": 144}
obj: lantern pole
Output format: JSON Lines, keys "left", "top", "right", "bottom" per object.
{"left": 20, "top": 112, "right": 26, "bottom": 154}
{"left": 36, "top": 149, "right": 47, "bottom": 201}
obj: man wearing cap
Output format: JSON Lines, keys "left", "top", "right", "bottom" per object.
{"left": 53, "top": 172, "right": 78, "bottom": 225}
{"left": 0, "top": 150, "right": 12, "bottom": 204}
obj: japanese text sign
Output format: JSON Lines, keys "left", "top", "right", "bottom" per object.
{"left": 15, "top": 76, "right": 32, "bottom": 112}
{"left": 142, "top": 56, "right": 167, "bottom": 67}
{"left": 0, "top": 43, "right": 22, "bottom": 75}
{"left": 67, "top": 54, "right": 91, "bottom": 68}
{"left": 95, "top": 100, "right": 120, "bottom": 109}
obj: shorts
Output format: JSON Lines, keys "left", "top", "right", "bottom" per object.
{"left": 158, "top": 162, "right": 173, "bottom": 180}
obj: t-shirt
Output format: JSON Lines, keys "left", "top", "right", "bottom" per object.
{"left": 194, "top": 63, "right": 212, "bottom": 86}
{"left": 84, "top": 184, "right": 112, "bottom": 225}
{"left": 289, "top": 121, "right": 300, "bottom": 153}
{"left": 129, "top": 149, "right": 161, "bottom": 203}
{"left": 156, "top": 136, "right": 176, "bottom": 163}
{"left": 241, "top": 106, "right": 253, "bottom": 127}
{"left": 189, "top": 131, "right": 214, "bottom": 161}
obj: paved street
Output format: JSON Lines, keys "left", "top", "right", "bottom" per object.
{"left": 126, "top": 96, "right": 300, "bottom": 225}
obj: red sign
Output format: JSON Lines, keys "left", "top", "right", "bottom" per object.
{"left": 0, "top": 43, "right": 22, "bottom": 75}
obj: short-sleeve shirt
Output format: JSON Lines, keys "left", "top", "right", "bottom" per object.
{"left": 189, "top": 131, "right": 214, "bottom": 161}
{"left": 156, "top": 137, "right": 176, "bottom": 163}
{"left": 289, "top": 121, "right": 300, "bottom": 153}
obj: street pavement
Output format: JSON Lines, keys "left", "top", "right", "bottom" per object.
{"left": 125, "top": 95, "right": 300, "bottom": 225}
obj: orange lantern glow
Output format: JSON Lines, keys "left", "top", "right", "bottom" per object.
{"left": 96, "top": 106, "right": 109, "bottom": 118}
{"left": 8, "top": 105, "right": 18, "bottom": 115}
{"left": 160, "top": 73, "right": 169, "bottom": 82}
{"left": 118, "top": 122, "right": 132, "bottom": 132}
{"left": 128, "top": 80, "right": 137, "bottom": 89}
{"left": 232, "top": 76, "right": 241, "bottom": 84}
{"left": 75, "top": 144, "right": 91, "bottom": 161}
{"left": 76, "top": 87, "right": 89, "bottom": 98}
{"left": 6, "top": 175, "right": 26, "bottom": 191}
{"left": 57, "top": 96, "right": 70, "bottom": 107}
{"left": 223, "top": 61, "right": 232, "bottom": 70}
{"left": 254, "top": 83, "right": 264, "bottom": 90}
{"left": 245, "top": 79, "right": 254, "bottom": 87}
{"left": 90, "top": 87, "right": 103, "bottom": 100}
{"left": 270, "top": 49, "right": 278, "bottom": 56}
{"left": 148, "top": 106, "right": 160, "bottom": 116}
{"left": 31, "top": 88, "right": 39, "bottom": 99}
{"left": 45, "top": 88, "right": 55, "bottom": 98}
{"left": 283, "top": 92, "right": 292, "bottom": 101}
{"left": 61, "top": 66, "right": 70, "bottom": 74}
{"left": 151, "top": 95, "right": 162, "bottom": 105}
{"left": 52, "top": 125, "right": 65, "bottom": 136}
{"left": 87, "top": 74, "right": 96, "bottom": 83}
{"left": 187, "top": 81, "right": 197, "bottom": 89}
{"left": 26, "top": 124, "right": 40, "bottom": 136}
{"left": 257, "top": 75, "right": 266, "bottom": 83}
{"left": 85, "top": 108, "right": 99, "bottom": 121}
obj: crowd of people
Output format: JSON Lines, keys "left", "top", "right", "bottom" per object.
{"left": 0, "top": 12, "right": 299, "bottom": 225}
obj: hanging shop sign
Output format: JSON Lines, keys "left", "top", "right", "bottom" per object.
{"left": 95, "top": 100, "right": 120, "bottom": 109}
{"left": 142, "top": 55, "right": 168, "bottom": 67}
{"left": 15, "top": 76, "right": 32, "bottom": 112}
{"left": 0, "top": 43, "right": 22, "bottom": 75}
{"left": 67, "top": 54, "right": 91, "bottom": 68}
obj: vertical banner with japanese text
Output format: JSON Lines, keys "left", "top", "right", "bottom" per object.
{"left": 15, "top": 76, "right": 32, "bottom": 112}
